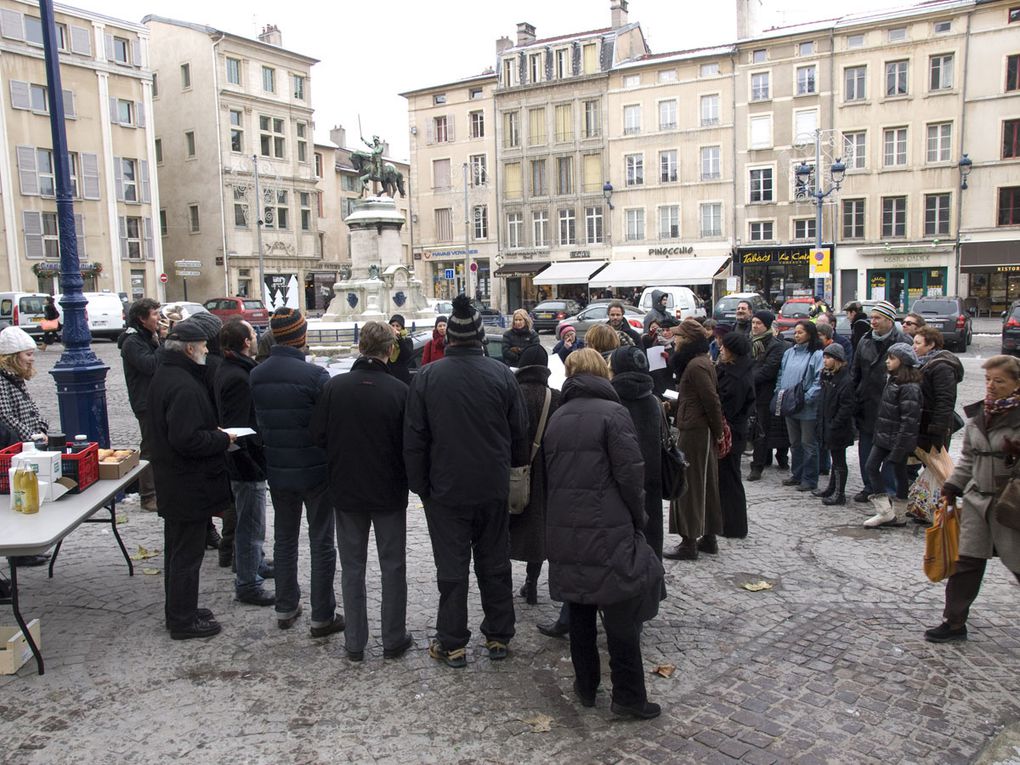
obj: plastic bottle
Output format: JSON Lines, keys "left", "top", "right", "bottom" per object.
{"left": 23, "top": 465, "right": 39, "bottom": 514}
{"left": 12, "top": 465, "right": 26, "bottom": 513}
{"left": 71, "top": 435, "right": 88, "bottom": 454}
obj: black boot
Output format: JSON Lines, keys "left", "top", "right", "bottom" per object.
{"left": 518, "top": 579, "right": 538, "bottom": 605}
{"left": 205, "top": 520, "right": 222, "bottom": 551}
{"left": 823, "top": 469, "right": 847, "bottom": 506}
{"left": 812, "top": 470, "right": 837, "bottom": 498}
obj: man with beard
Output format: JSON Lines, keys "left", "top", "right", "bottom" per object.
{"left": 609, "top": 301, "right": 641, "bottom": 347}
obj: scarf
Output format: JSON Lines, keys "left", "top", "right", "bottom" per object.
{"left": 389, "top": 329, "right": 408, "bottom": 363}
{"left": 984, "top": 392, "right": 1020, "bottom": 420}
{"left": 750, "top": 330, "right": 770, "bottom": 362}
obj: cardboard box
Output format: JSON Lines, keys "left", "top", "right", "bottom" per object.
{"left": 0, "top": 619, "right": 40, "bottom": 675}
{"left": 11, "top": 450, "right": 62, "bottom": 482}
{"left": 7, "top": 469, "right": 72, "bottom": 505}
{"left": 98, "top": 449, "right": 139, "bottom": 480}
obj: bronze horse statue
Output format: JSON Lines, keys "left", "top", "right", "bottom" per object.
{"left": 350, "top": 152, "right": 406, "bottom": 198}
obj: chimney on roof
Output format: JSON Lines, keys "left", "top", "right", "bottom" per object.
{"left": 611, "top": 0, "right": 629, "bottom": 29}
{"left": 735, "top": 0, "right": 761, "bottom": 40}
{"left": 496, "top": 36, "right": 513, "bottom": 55}
{"left": 516, "top": 22, "right": 536, "bottom": 46}
{"left": 258, "top": 23, "right": 282, "bottom": 47}
{"left": 330, "top": 125, "right": 346, "bottom": 149}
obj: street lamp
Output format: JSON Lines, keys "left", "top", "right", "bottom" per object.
{"left": 958, "top": 153, "right": 973, "bottom": 190}
{"left": 795, "top": 129, "right": 845, "bottom": 305}
{"left": 955, "top": 152, "right": 972, "bottom": 298}
{"left": 603, "top": 181, "right": 615, "bottom": 210}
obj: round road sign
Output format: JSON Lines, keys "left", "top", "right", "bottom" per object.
{"left": 159, "top": 273, "right": 168, "bottom": 284}
{"left": 470, "top": 262, "right": 478, "bottom": 273}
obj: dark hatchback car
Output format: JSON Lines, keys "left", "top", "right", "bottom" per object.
{"left": 1002, "top": 300, "right": 1020, "bottom": 356}
{"left": 530, "top": 300, "right": 581, "bottom": 333}
{"left": 910, "top": 296, "right": 972, "bottom": 352}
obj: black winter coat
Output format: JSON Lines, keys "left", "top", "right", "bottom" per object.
{"left": 873, "top": 377, "right": 922, "bottom": 461}
{"left": 751, "top": 333, "right": 790, "bottom": 447}
{"left": 146, "top": 351, "right": 231, "bottom": 520}
{"left": 849, "top": 317, "right": 871, "bottom": 351}
{"left": 387, "top": 335, "right": 414, "bottom": 385}
{"left": 118, "top": 323, "right": 160, "bottom": 415}
{"left": 404, "top": 344, "right": 529, "bottom": 506}
{"left": 312, "top": 356, "right": 408, "bottom": 513}
{"left": 852, "top": 327, "right": 911, "bottom": 433}
{"left": 717, "top": 355, "right": 756, "bottom": 441}
{"left": 544, "top": 374, "right": 663, "bottom": 607}
{"left": 250, "top": 345, "right": 329, "bottom": 492}
{"left": 918, "top": 350, "right": 964, "bottom": 451}
{"left": 509, "top": 365, "right": 560, "bottom": 563}
{"left": 501, "top": 327, "right": 541, "bottom": 366}
{"left": 819, "top": 366, "right": 856, "bottom": 449}
{"left": 213, "top": 351, "right": 266, "bottom": 482}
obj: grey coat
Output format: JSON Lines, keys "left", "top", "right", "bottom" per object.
{"left": 947, "top": 401, "right": 1020, "bottom": 573}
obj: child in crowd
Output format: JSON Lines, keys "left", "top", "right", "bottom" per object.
{"left": 816, "top": 344, "right": 855, "bottom": 505}
{"left": 552, "top": 324, "right": 584, "bottom": 363}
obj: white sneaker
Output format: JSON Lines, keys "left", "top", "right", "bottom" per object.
{"left": 863, "top": 494, "right": 896, "bottom": 527}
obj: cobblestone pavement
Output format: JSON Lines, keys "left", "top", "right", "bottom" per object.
{"left": 0, "top": 337, "right": 1017, "bottom": 764}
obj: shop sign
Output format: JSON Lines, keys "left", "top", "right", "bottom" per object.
{"left": 569, "top": 250, "right": 591, "bottom": 259}
{"left": 739, "top": 249, "right": 810, "bottom": 266}
{"left": 648, "top": 246, "right": 694, "bottom": 256}
{"left": 996, "top": 265, "right": 1020, "bottom": 273}
{"left": 809, "top": 248, "right": 830, "bottom": 277}
{"left": 413, "top": 252, "right": 422, "bottom": 261}
{"left": 503, "top": 249, "right": 545, "bottom": 260}
{"left": 423, "top": 248, "right": 478, "bottom": 260}
{"left": 880, "top": 254, "right": 934, "bottom": 265}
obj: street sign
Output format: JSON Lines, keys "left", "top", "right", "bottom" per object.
{"left": 176, "top": 270, "right": 201, "bottom": 277}
{"left": 159, "top": 273, "right": 168, "bottom": 284}
{"left": 174, "top": 260, "right": 202, "bottom": 268}
{"left": 469, "top": 262, "right": 478, "bottom": 273}
{"left": 444, "top": 268, "right": 455, "bottom": 280}
{"left": 809, "top": 248, "right": 831, "bottom": 277}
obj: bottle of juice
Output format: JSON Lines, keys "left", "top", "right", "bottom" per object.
{"left": 12, "top": 465, "right": 27, "bottom": 513}
{"left": 23, "top": 464, "right": 39, "bottom": 514}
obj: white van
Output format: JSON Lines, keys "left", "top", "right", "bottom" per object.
{"left": 638, "top": 287, "right": 707, "bottom": 321}
{"left": 56, "top": 291, "right": 126, "bottom": 340}
{"left": 0, "top": 292, "right": 50, "bottom": 337}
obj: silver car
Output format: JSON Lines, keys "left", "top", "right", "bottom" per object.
{"left": 556, "top": 302, "right": 644, "bottom": 339}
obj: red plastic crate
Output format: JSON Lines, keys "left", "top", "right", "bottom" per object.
{"left": 61, "top": 442, "right": 99, "bottom": 494}
{"left": 0, "top": 442, "right": 23, "bottom": 493}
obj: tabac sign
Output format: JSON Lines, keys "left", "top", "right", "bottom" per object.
{"left": 739, "top": 248, "right": 811, "bottom": 266}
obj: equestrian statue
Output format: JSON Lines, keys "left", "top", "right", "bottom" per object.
{"left": 351, "top": 134, "right": 406, "bottom": 198}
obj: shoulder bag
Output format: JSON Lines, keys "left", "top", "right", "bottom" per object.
{"left": 991, "top": 459, "right": 1020, "bottom": 532}
{"left": 508, "top": 389, "right": 552, "bottom": 515}
{"left": 660, "top": 408, "right": 688, "bottom": 501}
{"left": 770, "top": 354, "right": 814, "bottom": 418}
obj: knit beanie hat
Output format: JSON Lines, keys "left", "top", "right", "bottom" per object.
{"left": 166, "top": 317, "right": 206, "bottom": 342}
{"left": 887, "top": 342, "right": 918, "bottom": 367}
{"left": 713, "top": 322, "right": 733, "bottom": 338}
{"left": 870, "top": 301, "right": 897, "bottom": 322}
{"left": 270, "top": 307, "right": 307, "bottom": 347}
{"left": 388, "top": 314, "right": 405, "bottom": 329}
{"left": 610, "top": 345, "right": 649, "bottom": 375}
{"left": 446, "top": 294, "right": 484, "bottom": 342}
{"left": 434, "top": 315, "right": 448, "bottom": 328}
{"left": 720, "top": 331, "right": 751, "bottom": 357}
{"left": 517, "top": 344, "right": 549, "bottom": 368}
{"left": 0, "top": 326, "right": 37, "bottom": 354}
{"left": 559, "top": 324, "right": 576, "bottom": 338}
{"left": 753, "top": 310, "right": 775, "bottom": 329}
{"left": 822, "top": 343, "right": 846, "bottom": 361}
{"left": 189, "top": 310, "right": 223, "bottom": 341}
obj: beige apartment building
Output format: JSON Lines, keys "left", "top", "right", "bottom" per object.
{"left": 401, "top": 72, "right": 499, "bottom": 305}
{"left": 145, "top": 17, "right": 322, "bottom": 310}
{"left": 0, "top": 0, "right": 162, "bottom": 300}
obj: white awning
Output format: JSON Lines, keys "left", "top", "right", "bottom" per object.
{"left": 532, "top": 261, "right": 608, "bottom": 286}
{"left": 588, "top": 256, "right": 731, "bottom": 288}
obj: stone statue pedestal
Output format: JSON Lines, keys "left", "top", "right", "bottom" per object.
{"left": 322, "top": 196, "right": 431, "bottom": 323}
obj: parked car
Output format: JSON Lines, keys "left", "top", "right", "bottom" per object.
{"left": 55, "top": 291, "right": 126, "bottom": 340}
{"left": 556, "top": 302, "right": 644, "bottom": 340}
{"left": 203, "top": 297, "right": 270, "bottom": 329}
{"left": 775, "top": 297, "right": 817, "bottom": 331}
{"left": 637, "top": 287, "right": 707, "bottom": 321}
{"left": 909, "top": 296, "right": 972, "bottom": 352}
{"left": 1003, "top": 300, "right": 1020, "bottom": 356}
{"left": 530, "top": 300, "right": 582, "bottom": 333}
{"left": 713, "top": 292, "right": 770, "bottom": 322}
{"left": 0, "top": 292, "right": 50, "bottom": 337}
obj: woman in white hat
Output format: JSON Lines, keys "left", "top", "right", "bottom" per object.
{"left": 0, "top": 326, "right": 48, "bottom": 444}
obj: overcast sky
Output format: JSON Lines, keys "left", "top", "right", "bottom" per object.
{"left": 76, "top": 0, "right": 893, "bottom": 159}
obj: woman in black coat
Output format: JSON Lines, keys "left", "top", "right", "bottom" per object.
{"left": 716, "top": 332, "right": 756, "bottom": 538}
{"left": 387, "top": 314, "right": 414, "bottom": 385}
{"left": 502, "top": 309, "right": 541, "bottom": 366}
{"left": 816, "top": 344, "right": 856, "bottom": 505}
{"left": 544, "top": 348, "right": 663, "bottom": 719}
{"left": 749, "top": 311, "right": 789, "bottom": 480}
{"left": 510, "top": 345, "right": 560, "bottom": 605}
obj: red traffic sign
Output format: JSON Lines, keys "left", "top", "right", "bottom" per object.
{"left": 159, "top": 273, "right": 168, "bottom": 284}
{"left": 469, "top": 262, "right": 478, "bottom": 273}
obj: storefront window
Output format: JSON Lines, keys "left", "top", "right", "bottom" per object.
{"left": 867, "top": 267, "right": 947, "bottom": 310}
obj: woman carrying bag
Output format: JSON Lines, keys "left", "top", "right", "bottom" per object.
{"left": 716, "top": 332, "right": 755, "bottom": 539}
{"left": 774, "top": 321, "right": 824, "bottom": 492}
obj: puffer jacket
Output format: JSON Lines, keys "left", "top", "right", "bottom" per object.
{"left": 918, "top": 350, "right": 964, "bottom": 451}
{"left": 544, "top": 374, "right": 663, "bottom": 607}
{"left": 872, "top": 375, "right": 922, "bottom": 461}
{"left": 716, "top": 354, "right": 756, "bottom": 441}
{"left": 501, "top": 326, "right": 540, "bottom": 366}
{"left": 642, "top": 289, "right": 669, "bottom": 332}
{"left": 775, "top": 343, "right": 824, "bottom": 420}
{"left": 819, "top": 365, "right": 856, "bottom": 449}
{"left": 852, "top": 326, "right": 910, "bottom": 432}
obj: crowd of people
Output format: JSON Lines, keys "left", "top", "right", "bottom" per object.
{"left": 0, "top": 289, "right": 1018, "bottom": 716}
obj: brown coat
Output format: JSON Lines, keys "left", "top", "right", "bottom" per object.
{"left": 675, "top": 354, "right": 724, "bottom": 439}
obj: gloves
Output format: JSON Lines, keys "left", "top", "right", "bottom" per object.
{"left": 1003, "top": 437, "right": 1020, "bottom": 457}
{"left": 927, "top": 433, "right": 945, "bottom": 452}
{"left": 941, "top": 483, "right": 962, "bottom": 501}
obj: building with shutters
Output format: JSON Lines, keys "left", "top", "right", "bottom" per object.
{"left": 0, "top": 0, "right": 162, "bottom": 301}
{"left": 144, "top": 16, "right": 320, "bottom": 310}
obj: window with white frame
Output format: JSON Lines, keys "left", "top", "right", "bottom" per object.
{"left": 751, "top": 71, "right": 770, "bottom": 101}
{"left": 926, "top": 122, "right": 952, "bottom": 163}
{"left": 531, "top": 159, "right": 547, "bottom": 196}
{"left": 582, "top": 43, "right": 598, "bottom": 74}
{"left": 1007, "top": 55, "right": 1020, "bottom": 92}
{"left": 925, "top": 193, "right": 951, "bottom": 236}
{"left": 798, "top": 41, "right": 815, "bottom": 56}
{"left": 470, "top": 110, "right": 484, "bottom": 138}
{"left": 752, "top": 49, "right": 767, "bottom": 63}
{"left": 124, "top": 216, "right": 142, "bottom": 259}
{"left": 623, "top": 105, "right": 641, "bottom": 135}
{"left": 625, "top": 154, "right": 644, "bottom": 186}
{"left": 558, "top": 208, "right": 576, "bottom": 245}
{"left": 296, "top": 122, "right": 307, "bottom": 162}
{"left": 188, "top": 204, "right": 200, "bottom": 233}
{"left": 259, "top": 116, "right": 285, "bottom": 158}
{"left": 434, "top": 208, "right": 453, "bottom": 241}
{"left": 263, "top": 189, "right": 289, "bottom": 230}
{"left": 121, "top": 157, "right": 138, "bottom": 202}
{"left": 883, "top": 127, "right": 908, "bottom": 166}
{"left": 749, "top": 114, "right": 772, "bottom": 149}
{"left": 41, "top": 211, "right": 60, "bottom": 258}
{"left": 843, "top": 198, "right": 865, "bottom": 238}
{"left": 229, "top": 110, "right": 243, "bottom": 152}
{"left": 844, "top": 65, "right": 867, "bottom": 101}
{"left": 700, "top": 94, "right": 720, "bottom": 126}
{"left": 36, "top": 149, "right": 55, "bottom": 197}
{"left": 700, "top": 202, "right": 722, "bottom": 237}
{"left": 929, "top": 54, "right": 954, "bottom": 90}
{"left": 473, "top": 205, "right": 488, "bottom": 239}
{"left": 796, "top": 65, "right": 817, "bottom": 95}
{"left": 226, "top": 57, "right": 241, "bottom": 85}
{"left": 292, "top": 74, "right": 305, "bottom": 100}
{"left": 700, "top": 62, "right": 720, "bottom": 77}
{"left": 434, "top": 94, "right": 446, "bottom": 105}
{"left": 470, "top": 154, "right": 487, "bottom": 185}
{"left": 434, "top": 115, "right": 450, "bottom": 143}
{"left": 701, "top": 146, "right": 721, "bottom": 180}
{"left": 749, "top": 167, "right": 774, "bottom": 203}
{"left": 659, "top": 150, "right": 678, "bottom": 183}
{"left": 154, "top": 138, "right": 163, "bottom": 164}
{"left": 29, "top": 83, "right": 47, "bottom": 112}
{"left": 658, "top": 69, "right": 677, "bottom": 83}
{"left": 749, "top": 221, "right": 774, "bottom": 241}
{"left": 504, "top": 111, "right": 520, "bottom": 148}
{"left": 847, "top": 34, "right": 865, "bottom": 49}
{"left": 554, "top": 103, "right": 573, "bottom": 142}
{"left": 300, "top": 192, "right": 311, "bottom": 231}
{"left": 934, "top": 20, "right": 952, "bottom": 34}
{"left": 180, "top": 63, "right": 191, "bottom": 89}
{"left": 659, "top": 205, "right": 680, "bottom": 239}
{"left": 585, "top": 206, "right": 603, "bottom": 244}
{"left": 112, "top": 36, "right": 130, "bottom": 64}
{"left": 556, "top": 48, "right": 570, "bottom": 79}
{"left": 533, "top": 211, "right": 548, "bottom": 247}
{"left": 623, "top": 74, "right": 640, "bottom": 89}
{"left": 116, "top": 99, "right": 133, "bottom": 125}
{"left": 233, "top": 186, "right": 248, "bottom": 228}
{"left": 625, "top": 208, "right": 645, "bottom": 241}
{"left": 262, "top": 66, "right": 275, "bottom": 93}
{"left": 882, "top": 196, "right": 907, "bottom": 237}
{"left": 529, "top": 53, "right": 543, "bottom": 84}
{"left": 793, "top": 218, "right": 816, "bottom": 240}
{"left": 888, "top": 27, "right": 907, "bottom": 42}
{"left": 506, "top": 211, "right": 523, "bottom": 247}
{"left": 658, "top": 100, "right": 677, "bottom": 130}
{"left": 885, "top": 60, "right": 908, "bottom": 96}
{"left": 503, "top": 162, "right": 522, "bottom": 198}
{"left": 502, "top": 58, "right": 515, "bottom": 87}
{"left": 843, "top": 131, "right": 866, "bottom": 169}
{"left": 557, "top": 157, "right": 573, "bottom": 195}
{"left": 583, "top": 99, "right": 601, "bottom": 138}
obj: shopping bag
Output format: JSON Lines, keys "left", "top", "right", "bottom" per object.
{"left": 907, "top": 465, "right": 942, "bottom": 524}
{"left": 923, "top": 498, "right": 959, "bottom": 583}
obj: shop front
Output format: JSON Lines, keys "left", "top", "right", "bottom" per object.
{"left": 419, "top": 247, "right": 493, "bottom": 302}
{"left": 304, "top": 271, "right": 338, "bottom": 314}
{"left": 493, "top": 258, "right": 549, "bottom": 312}
{"left": 734, "top": 245, "right": 822, "bottom": 309}
{"left": 854, "top": 245, "right": 955, "bottom": 312}
{"left": 961, "top": 240, "right": 1020, "bottom": 315}
{"left": 532, "top": 248, "right": 610, "bottom": 304}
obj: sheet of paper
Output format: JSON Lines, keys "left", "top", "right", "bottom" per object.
{"left": 646, "top": 348, "right": 667, "bottom": 371}
{"left": 222, "top": 427, "right": 256, "bottom": 438}
{"left": 662, "top": 389, "right": 679, "bottom": 401}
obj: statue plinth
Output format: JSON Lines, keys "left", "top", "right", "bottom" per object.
{"left": 322, "top": 196, "right": 431, "bottom": 323}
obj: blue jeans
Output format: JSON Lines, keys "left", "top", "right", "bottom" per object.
{"left": 270, "top": 484, "right": 337, "bottom": 627}
{"left": 231, "top": 480, "right": 267, "bottom": 597}
{"left": 786, "top": 417, "right": 819, "bottom": 489}
{"left": 857, "top": 430, "right": 897, "bottom": 495}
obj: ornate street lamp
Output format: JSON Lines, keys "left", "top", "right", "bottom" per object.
{"left": 958, "top": 153, "right": 973, "bottom": 190}
{"left": 602, "top": 181, "right": 615, "bottom": 210}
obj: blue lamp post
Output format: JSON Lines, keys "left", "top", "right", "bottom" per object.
{"left": 38, "top": 0, "right": 111, "bottom": 447}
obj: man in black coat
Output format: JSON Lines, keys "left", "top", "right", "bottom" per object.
{"left": 404, "top": 294, "right": 529, "bottom": 668}
{"left": 311, "top": 321, "right": 413, "bottom": 662}
{"left": 251, "top": 309, "right": 344, "bottom": 638}
{"left": 214, "top": 318, "right": 274, "bottom": 607}
{"left": 609, "top": 301, "right": 642, "bottom": 346}
{"left": 748, "top": 311, "right": 789, "bottom": 480}
{"left": 843, "top": 302, "right": 872, "bottom": 352}
{"left": 119, "top": 297, "right": 161, "bottom": 512}
{"left": 147, "top": 318, "right": 235, "bottom": 640}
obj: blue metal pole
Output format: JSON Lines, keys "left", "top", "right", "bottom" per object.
{"left": 39, "top": 0, "right": 111, "bottom": 448}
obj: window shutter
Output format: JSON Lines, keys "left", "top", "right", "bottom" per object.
{"left": 0, "top": 9, "right": 24, "bottom": 40}
{"left": 69, "top": 25, "right": 91, "bottom": 55}
{"left": 62, "top": 90, "right": 75, "bottom": 118}
{"left": 109, "top": 96, "right": 119, "bottom": 124}
{"left": 447, "top": 116, "right": 455, "bottom": 142}
{"left": 104, "top": 33, "right": 114, "bottom": 61}
{"left": 139, "top": 160, "right": 150, "bottom": 203}
{"left": 135, "top": 101, "right": 145, "bottom": 128}
{"left": 10, "top": 80, "right": 30, "bottom": 110}
{"left": 16, "top": 145, "right": 38, "bottom": 195}
{"left": 81, "top": 153, "right": 100, "bottom": 199}
{"left": 118, "top": 216, "right": 128, "bottom": 260}
{"left": 113, "top": 156, "right": 124, "bottom": 201}
{"left": 426, "top": 120, "right": 434, "bottom": 144}
{"left": 23, "top": 211, "right": 43, "bottom": 259}
{"left": 143, "top": 217, "right": 154, "bottom": 260}
{"left": 131, "top": 39, "right": 141, "bottom": 67}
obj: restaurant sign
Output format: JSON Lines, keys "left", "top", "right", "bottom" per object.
{"left": 739, "top": 248, "right": 811, "bottom": 266}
